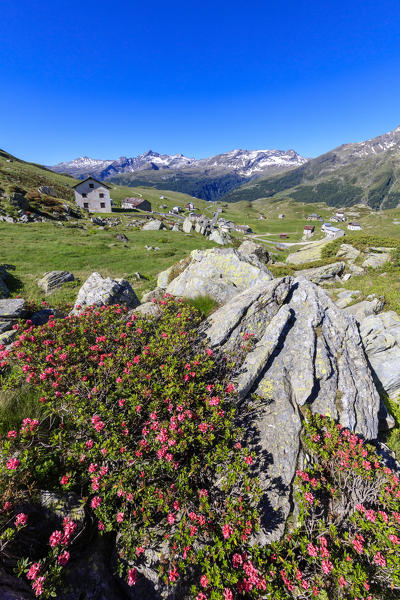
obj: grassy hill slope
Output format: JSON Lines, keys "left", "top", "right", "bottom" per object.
{"left": 221, "top": 148, "right": 400, "bottom": 210}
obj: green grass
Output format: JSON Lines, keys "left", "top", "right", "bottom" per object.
{"left": 384, "top": 395, "right": 400, "bottom": 457}
{"left": 0, "top": 384, "right": 45, "bottom": 436}
{"left": 184, "top": 295, "right": 219, "bottom": 318}
{"left": 0, "top": 222, "right": 216, "bottom": 304}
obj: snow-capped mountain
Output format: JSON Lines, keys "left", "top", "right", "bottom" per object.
{"left": 196, "top": 149, "right": 307, "bottom": 176}
{"left": 50, "top": 148, "right": 307, "bottom": 180}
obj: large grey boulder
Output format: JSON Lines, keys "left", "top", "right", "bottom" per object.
{"left": 38, "top": 186, "right": 56, "bottom": 196}
{"left": 142, "top": 219, "right": 166, "bottom": 231}
{"left": 8, "top": 192, "right": 29, "bottom": 210}
{"left": 182, "top": 218, "right": 193, "bottom": 233}
{"left": 344, "top": 298, "right": 384, "bottom": 322}
{"left": 360, "top": 311, "right": 400, "bottom": 399}
{"left": 72, "top": 272, "right": 139, "bottom": 314}
{"left": 37, "top": 270, "right": 75, "bottom": 294}
{"left": 208, "top": 229, "right": 230, "bottom": 245}
{"left": 296, "top": 261, "right": 345, "bottom": 284}
{"left": 336, "top": 243, "right": 361, "bottom": 260}
{"left": 238, "top": 240, "right": 270, "bottom": 264}
{"left": 201, "top": 276, "right": 381, "bottom": 543}
{"left": 362, "top": 252, "right": 390, "bottom": 269}
{"left": 165, "top": 248, "right": 274, "bottom": 304}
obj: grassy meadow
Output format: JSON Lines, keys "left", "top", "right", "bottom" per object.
{"left": 0, "top": 222, "right": 215, "bottom": 305}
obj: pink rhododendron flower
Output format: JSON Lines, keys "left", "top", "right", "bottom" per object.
{"left": 91, "top": 496, "right": 102, "bottom": 509}
{"left": 32, "top": 575, "right": 46, "bottom": 596}
{"left": 222, "top": 524, "right": 234, "bottom": 539}
{"left": 14, "top": 513, "right": 27, "bottom": 527}
{"left": 321, "top": 560, "right": 333, "bottom": 574}
{"left": 168, "top": 567, "right": 179, "bottom": 582}
{"left": 57, "top": 551, "right": 70, "bottom": 566}
{"left": 49, "top": 530, "right": 63, "bottom": 547}
{"left": 6, "top": 458, "right": 19, "bottom": 470}
{"left": 127, "top": 568, "right": 138, "bottom": 586}
{"left": 26, "top": 562, "right": 41, "bottom": 580}
{"left": 307, "top": 543, "right": 318, "bottom": 557}
{"left": 373, "top": 552, "right": 386, "bottom": 567}
{"left": 232, "top": 553, "right": 243, "bottom": 568}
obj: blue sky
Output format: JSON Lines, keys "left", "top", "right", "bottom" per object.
{"left": 2, "top": 0, "right": 400, "bottom": 163}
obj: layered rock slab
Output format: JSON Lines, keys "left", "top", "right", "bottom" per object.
{"left": 360, "top": 311, "right": 400, "bottom": 399}
{"left": 201, "top": 276, "right": 381, "bottom": 543}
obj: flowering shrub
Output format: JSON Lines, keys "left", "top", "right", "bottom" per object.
{"left": 0, "top": 297, "right": 400, "bottom": 599}
{"left": 0, "top": 297, "right": 260, "bottom": 598}
{"left": 263, "top": 412, "right": 400, "bottom": 599}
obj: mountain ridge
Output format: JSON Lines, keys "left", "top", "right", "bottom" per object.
{"left": 50, "top": 148, "right": 308, "bottom": 201}
{"left": 221, "top": 125, "right": 400, "bottom": 209}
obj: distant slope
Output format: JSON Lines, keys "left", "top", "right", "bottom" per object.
{"left": 221, "top": 126, "right": 400, "bottom": 209}
{"left": 50, "top": 148, "right": 307, "bottom": 201}
{"left": 0, "top": 149, "right": 76, "bottom": 201}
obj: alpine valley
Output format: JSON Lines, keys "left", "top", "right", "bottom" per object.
{"left": 50, "top": 148, "right": 308, "bottom": 201}
{"left": 51, "top": 125, "right": 400, "bottom": 208}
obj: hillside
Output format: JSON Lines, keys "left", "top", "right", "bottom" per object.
{"left": 221, "top": 125, "right": 400, "bottom": 209}
{"left": 0, "top": 148, "right": 212, "bottom": 219}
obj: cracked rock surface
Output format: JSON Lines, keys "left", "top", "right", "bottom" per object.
{"left": 201, "top": 276, "right": 382, "bottom": 542}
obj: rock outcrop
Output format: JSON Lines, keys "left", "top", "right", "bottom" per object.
{"left": 285, "top": 241, "right": 328, "bottom": 264}
{"left": 142, "top": 220, "right": 166, "bottom": 231}
{"left": 72, "top": 273, "right": 139, "bottom": 314}
{"left": 165, "top": 248, "right": 274, "bottom": 304}
{"left": 201, "top": 276, "right": 382, "bottom": 542}
{"left": 360, "top": 311, "right": 400, "bottom": 399}
{"left": 0, "top": 298, "right": 26, "bottom": 345}
{"left": 295, "top": 261, "right": 345, "bottom": 284}
{"left": 238, "top": 240, "right": 270, "bottom": 264}
{"left": 208, "top": 229, "right": 230, "bottom": 245}
{"left": 37, "top": 270, "right": 75, "bottom": 293}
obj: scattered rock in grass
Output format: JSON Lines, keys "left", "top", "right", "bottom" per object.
{"left": 142, "top": 219, "right": 166, "bottom": 231}
{"left": 72, "top": 272, "right": 140, "bottom": 314}
{"left": 37, "top": 270, "right": 75, "bottom": 294}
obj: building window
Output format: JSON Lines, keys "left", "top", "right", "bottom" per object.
{"left": 82, "top": 193, "right": 87, "bottom": 198}
{"left": 99, "top": 193, "right": 104, "bottom": 198}
{"left": 89, "top": 183, "right": 94, "bottom": 188}
{"left": 84, "top": 202, "right": 89, "bottom": 209}
{"left": 100, "top": 202, "right": 105, "bottom": 208}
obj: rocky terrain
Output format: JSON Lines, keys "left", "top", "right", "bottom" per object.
{"left": 1, "top": 239, "right": 400, "bottom": 600}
